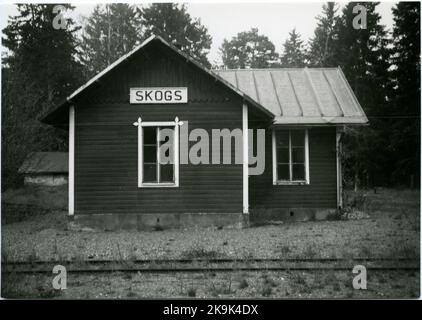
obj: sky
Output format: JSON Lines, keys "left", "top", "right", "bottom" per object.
{"left": 0, "top": 1, "right": 397, "bottom": 65}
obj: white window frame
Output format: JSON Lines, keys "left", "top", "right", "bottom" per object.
{"left": 133, "top": 117, "right": 182, "bottom": 188}
{"left": 272, "top": 128, "right": 310, "bottom": 185}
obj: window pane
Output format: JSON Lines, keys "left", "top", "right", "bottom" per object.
{"left": 143, "top": 164, "right": 157, "bottom": 182}
{"left": 292, "top": 147, "right": 304, "bottom": 163}
{"left": 276, "top": 131, "right": 289, "bottom": 147}
{"left": 143, "top": 127, "right": 156, "bottom": 145}
{"left": 277, "top": 164, "right": 290, "bottom": 180}
{"left": 160, "top": 164, "right": 174, "bottom": 183}
{"left": 144, "top": 145, "right": 157, "bottom": 163}
{"left": 291, "top": 130, "right": 305, "bottom": 147}
{"left": 277, "top": 147, "right": 289, "bottom": 163}
{"left": 292, "top": 164, "right": 305, "bottom": 180}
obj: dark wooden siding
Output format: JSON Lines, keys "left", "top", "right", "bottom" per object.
{"left": 74, "top": 42, "right": 243, "bottom": 214}
{"left": 249, "top": 126, "right": 337, "bottom": 209}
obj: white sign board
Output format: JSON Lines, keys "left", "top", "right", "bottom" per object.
{"left": 130, "top": 87, "right": 188, "bottom": 104}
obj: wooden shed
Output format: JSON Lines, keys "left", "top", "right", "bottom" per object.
{"left": 42, "top": 35, "right": 368, "bottom": 230}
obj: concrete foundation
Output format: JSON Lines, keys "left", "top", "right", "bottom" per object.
{"left": 70, "top": 212, "right": 248, "bottom": 231}
{"left": 68, "top": 208, "right": 339, "bottom": 231}
{"left": 250, "top": 207, "right": 339, "bottom": 224}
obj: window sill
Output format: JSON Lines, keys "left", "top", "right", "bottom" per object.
{"left": 273, "top": 180, "right": 309, "bottom": 186}
{"left": 139, "top": 183, "right": 179, "bottom": 188}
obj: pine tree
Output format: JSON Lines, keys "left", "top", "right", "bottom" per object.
{"left": 220, "top": 28, "right": 279, "bottom": 69}
{"left": 2, "top": 4, "right": 83, "bottom": 189}
{"left": 139, "top": 3, "right": 212, "bottom": 67}
{"left": 280, "top": 28, "right": 307, "bottom": 67}
{"left": 79, "top": 4, "right": 141, "bottom": 77}
{"left": 308, "top": 2, "right": 339, "bottom": 67}
{"left": 389, "top": 2, "right": 420, "bottom": 186}
{"left": 333, "top": 2, "right": 392, "bottom": 188}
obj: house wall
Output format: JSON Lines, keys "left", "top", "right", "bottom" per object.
{"left": 249, "top": 125, "right": 338, "bottom": 222}
{"left": 72, "top": 42, "right": 246, "bottom": 230}
{"left": 24, "top": 174, "right": 68, "bottom": 187}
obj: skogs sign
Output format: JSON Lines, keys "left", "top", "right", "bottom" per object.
{"left": 130, "top": 87, "right": 188, "bottom": 104}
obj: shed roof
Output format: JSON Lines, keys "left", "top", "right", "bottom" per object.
{"left": 19, "top": 152, "right": 68, "bottom": 174}
{"left": 215, "top": 68, "right": 368, "bottom": 125}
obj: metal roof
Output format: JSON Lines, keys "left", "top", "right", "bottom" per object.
{"left": 19, "top": 152, "right": 68, "bottom": 174}
{"left": 215, "top": 68, "right": 368, "bottom": 125}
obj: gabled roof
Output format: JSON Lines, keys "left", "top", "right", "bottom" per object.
{"left": 19, "top": 152, "right": 68, "bottom": 174}
{"left": 42, "top": 35, "right": 272, "bottom": 125}
{"left": 215, "top": 68, "right": 368, "bottom": 125}
{"left": 42, "top": 34, "right": 368, "bottom": 126}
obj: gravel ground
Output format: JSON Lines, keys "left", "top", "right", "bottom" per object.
{"left": 2, "top": 205, "right": 419, "bottom": 263}
{"left": 1, "top": 189, "right": 419, "bottom": 299}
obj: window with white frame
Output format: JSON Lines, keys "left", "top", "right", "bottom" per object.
{"left": 133, "top": 117, "right": 181, "bottom": 187}
{"left": 273, "top": 129, "right": 309, "bottom": 184}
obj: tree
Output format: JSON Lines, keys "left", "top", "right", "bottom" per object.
{"left": 280, "top": 28, "right": 307, "bottom": 67}
{"left": 333, "top": 2, "right": 392, "bottom": 188}
{"left": 389, "top": 2, "right": 420, "bottom": 186}
{"left": 79, "top": 4, "right": 141, "bottom": 77}
{"left": 220, "top": 28, "right": 279, "bottom": 69}
{"left": 139, "top": 3, "right": 212, "bottom": 67}
{"left": 308, "top": 2, "right": 340, "bottom": 67}
{"left": 2, "top": 4, "right": 82, "bottom": 189}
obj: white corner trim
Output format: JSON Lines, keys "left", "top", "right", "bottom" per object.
{"left": 133, "top": 117, "right": 143, "bottom": 187}
{"left": 69, "top": 105, "right": 75, "bottom": 216}
{"left": 305, "top": 129, "right": 310, "bottom": 184}
{"left": 174, "top": 117, "right": 180, "bottom": 187}
{"left": 242, "top": 103, "right": 249, "bottom": 214}
{"left": 336, "top": 127, "right": 343, "bottom": 208}
{"left": 272, "top": 130, "right": 277, "bottom": 185}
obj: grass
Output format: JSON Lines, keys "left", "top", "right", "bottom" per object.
{"left": 2, "top": 186, "right": 67, "bottom": 225}
{"left": 208, "top": 275, "right": 235, "bottom": 297}
{"left": 181, "top": 245, "right": 226, "bottom": 260}
{"left": 2, "top": 269, "right": 419, "bottom": 299}
{"left": 261, "top": 284, "right": 272, "bottom": 297}
{"left": 1, "top": 272, "right": 63, "bottom": 299}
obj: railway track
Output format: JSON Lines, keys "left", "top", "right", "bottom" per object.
{"left": 2, "top": 258, "right": 419, "bottom": 274}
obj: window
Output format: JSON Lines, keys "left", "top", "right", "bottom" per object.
{"left": 134, "top": 117, "right": 181, "bottom": 187}
{"left": 272, "top": 129, "right": 309, "bottom": 185}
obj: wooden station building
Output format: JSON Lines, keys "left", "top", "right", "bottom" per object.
{"left": 42, "top": 35, "right": 368, "bottom": 230}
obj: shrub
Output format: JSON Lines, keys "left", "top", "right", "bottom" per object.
{"left": 238, "top": 278, "right": 249, "bottom": 289}
{"left": 187, "top": 287, "right": 197, "bottom": 297}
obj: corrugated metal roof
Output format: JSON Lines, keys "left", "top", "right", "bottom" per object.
{"left": 215, "top": 68, "right": 368, "bottom": 125}
{"left": 19, "top": 152, "right": 68, "bottom": 174}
